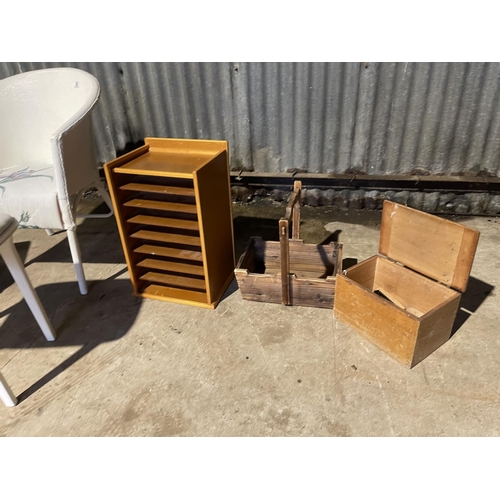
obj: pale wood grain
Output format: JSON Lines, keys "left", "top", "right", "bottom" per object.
{"left": 379, "top": 200, "right": 479, "bottom": 292}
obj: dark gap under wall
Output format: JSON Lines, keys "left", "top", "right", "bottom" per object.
{"left": 230, "top": 174, "right": 500, "bottom": 216}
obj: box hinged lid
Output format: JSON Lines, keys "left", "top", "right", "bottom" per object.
{"left": 379, "top": 201, "right": 480, "bottom": 292}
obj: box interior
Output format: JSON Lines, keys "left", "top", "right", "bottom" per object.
{"left": 238, "top": 237, "right": 340, "bottom": 280}
{"left": 344, "top": 255, "right": 459, "bottom": 318}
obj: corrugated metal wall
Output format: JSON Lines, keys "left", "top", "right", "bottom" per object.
{"left": 1, "top": 62, "right": 500, "bottom": 177}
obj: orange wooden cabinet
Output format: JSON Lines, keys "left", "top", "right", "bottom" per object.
{"left": 334, "top": 200, "right": 480, "bottom": 368}
{"left": 104, "top": 138, "right": 235, "bottom": 309}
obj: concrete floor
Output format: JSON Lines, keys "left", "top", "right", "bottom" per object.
{"left": 0, "top": 197, "right": 498, "bottom": 436}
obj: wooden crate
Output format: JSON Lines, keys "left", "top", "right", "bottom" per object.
{"left": 104, "top": 137, "right": 235, "bottom": 309}
{"left": 334, "top": 200, "right": 480, "bottom": 368}
{"left": 235, "top": 181, "right": 343, "bottom": 308}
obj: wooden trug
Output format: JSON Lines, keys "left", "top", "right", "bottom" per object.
{"left": 235, "top": 181, "right": 343, "bottom": 309}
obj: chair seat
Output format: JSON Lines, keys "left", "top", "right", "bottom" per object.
{"left": 0, "top": 164, "right": 64, "bottom": 229}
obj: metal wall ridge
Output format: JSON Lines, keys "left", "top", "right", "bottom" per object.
{"left": 1, "top": 62, "right": 500, "bottom": 178}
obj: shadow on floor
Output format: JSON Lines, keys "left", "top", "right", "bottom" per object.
{"left": 0, "top": 241, "right": 32, "bottom": 294}
{"left": 23, "top": 204, "right": 125, "bottom": 268}
{"left": 0, "top": 275, "right": 142, "bottom": 403}
{"left": 233, "top": 215, "right": 280, "bottom": 262}
{"left": 451, "top": 276, "right": 495, "bottom": 337}
{"left": 0, "top": 203, "right": 143, "bottom": 404}
{"left": 320, "top": 229, "right": 342, "bottom": 245}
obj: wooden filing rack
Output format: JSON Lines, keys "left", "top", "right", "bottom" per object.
{"left": 104, "top": 138, "right": 235, "bottom": 309}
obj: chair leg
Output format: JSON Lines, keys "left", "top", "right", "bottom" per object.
{"left": 67, "top": 228, "right": 88, "bottom": 295}
{"left": 45, "top": 229, "right": 54, "bottom": 236}
{"left": 0, "top": 372, "right": 17, "bottom": 407}
{"left": 0, "top": 238, "right": 56, "bottom": 341}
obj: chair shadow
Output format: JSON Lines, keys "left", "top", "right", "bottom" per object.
{"left": 450, "top": 276, "right": 494, "bottom": 338}
{"left": 0, "top": 203, "right": 143, "bottom": 404}
{"left": 0, "top": 241, "right": 32, "bottom": 294}
{"left": 0, "top": 276, "right": 142, "bottom": 404}
{"left": 23, "top": 206, "right": 125, "bottom": 268}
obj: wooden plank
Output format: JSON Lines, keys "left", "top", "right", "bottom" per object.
{"left": 134, "top": 244, "right": 203, "bottom": 261}
{"left": 130, "top": 230, "right": 201, "bottom": 247}
{"left": 127, "top": 215, "right": 199, "bottom": 231}
{"left": 374, "top": 288, "right": 409, "bottom": 311}
{"left": 265, "top": 267, "right": 334, "bottom": 280}
{"left": 452, "top": 226, "right": 480, "bottom": 292}
{"left": 282, "top": 181, "right": 301, "bottom": 222}
{"left": 289, "top": 276, "right": 334, "bottom": 308}
{"left": 379, "top": 200, "right": 480, "bottom": 291}
{"left": 262, "top": 241, "right": 341, "bottom": 266}
{"left": 113, "top": 151, "right": 200, "bottom": 178}
{"left": 234, "top": 272, "right": 282, "bottom": 305}
{"left": 137, "top": 258, "right": 205, "bottom": 276}
{"left": 344, "top": 255, "right": 378, "bottom": 290}
{"left": 141, "top": 284, "right": 208, "bottom": 306}
{"left": 374, "top": 256, "right": 456, "bottom": 316}
{"left": 292, "top": 180, "right": 301, "bottom": 239}
{"left": 120, "top": 183, "right": 195, "bottom": 197}
{"left": 234, "top": 272, "right": 335, "bottom": 308}
{"left": 279, "top": 219, "right": 290, "bottom": 305}
{"left": 105, "top": 144, "right": 149, "bottom": 170}
{"left": 334, "top": 274, "right": 420, "bottom": 367}
{"left": 378, "top": 202, "right": 393, "bottom": 257}
{"left": 193, "top": 149, "right": 235, "bottom": 304}
{"left": 145, "top": 137, "right": 227, "bottom": 156}
{"left": 263, "top": 239, "right": 340, "bottom": 254}
{"left": 411, "top": 293, "right": 461, "bottom": 367}
{"left": 265, "top": 256, "right": 339, "bottom": 270}
{"left": 124, "top": 198, "right": 198, "bottom": 214}
{"left": 141, "top": 271, "right": 206, "bottom": 291}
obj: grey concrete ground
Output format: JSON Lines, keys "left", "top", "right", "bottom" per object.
{"left": 0, "top": 196, "right": 498, "bottom": 436}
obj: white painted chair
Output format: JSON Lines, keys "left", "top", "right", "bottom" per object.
{"left": 0, "top": 67, "right": 113, "bottom": 295}
{"left": 0, "top": 214, "right": 56, "bottom": 407}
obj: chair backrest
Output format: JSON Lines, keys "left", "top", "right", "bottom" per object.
{"left": 0, "top": 68, "right": 100, "bottom": 170}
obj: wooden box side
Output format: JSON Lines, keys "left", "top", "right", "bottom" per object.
{"left": 411, "top": 293, "right": 461, "bottom": 367}
{"left": 379, "top": 200, "right": 480, "bottom": 292}
{"left": 334, "top": 272, "right": 420, "bottom": 367}
{"left": 194, "top": 149, "right": 235, "bottom": 306}
{"left": 234, "top": 272, "right": 283, "bottom": 304}
{"left": 259, "top": 240, "right": 342, "bottom": 276}
{"left": 343, "top": 255, "right": 378, "bottom": 290}
{"left": 290, "top": 276, "right": 335, "bottom": 308}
